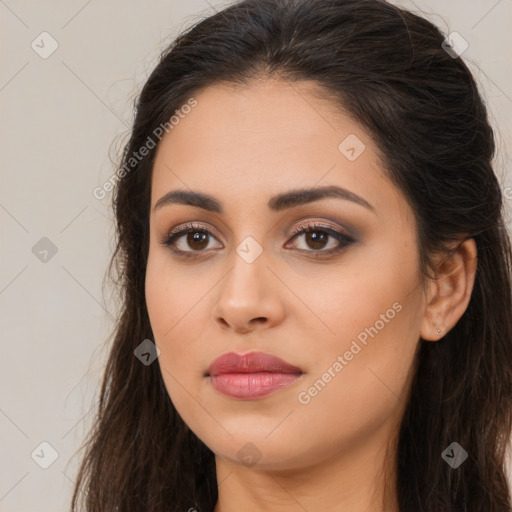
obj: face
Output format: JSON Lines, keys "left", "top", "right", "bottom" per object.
{"left": 145, "top": 78, "right": 426, "bottom": 471}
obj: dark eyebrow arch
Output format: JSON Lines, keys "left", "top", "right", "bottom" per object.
{"left": 153, "top": 185, "right": 375, "bottom": 214}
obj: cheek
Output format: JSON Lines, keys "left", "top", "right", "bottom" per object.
{"left": 145, "top": 253, "right": 212, "bottom": 387}
{"left": 284, "top": 272, "right": 420, "bottom": 466}
{"left": 145, "top": 255, "right": 172, "bottom": 339}
{"left": 300, "top": 249, "right": 420, "bottom": 408}
{"left": 145, "top": 258, "right": 221, "bottom": 446}
{"left": 145, "top": 250, "right": 205, "bottom": 339}
{"left": 300, "top": 237, "right": 418, "bottom": 346}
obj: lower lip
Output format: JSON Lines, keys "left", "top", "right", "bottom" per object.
{"left": 209, "top": 372, "right": 302, "bottom": 399}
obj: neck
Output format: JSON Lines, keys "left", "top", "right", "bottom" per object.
{"left": 213, "top": 420, "right": 400, "bottom": 512}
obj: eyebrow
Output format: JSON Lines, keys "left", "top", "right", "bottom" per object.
{"left": 153, "top": 185, "right": 375, "bottom": 214}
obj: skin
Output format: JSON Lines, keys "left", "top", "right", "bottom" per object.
{"left": 145, "top": 78, "right": 477, "bottom": 512}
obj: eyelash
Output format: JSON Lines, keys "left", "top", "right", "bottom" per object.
{"left": 159, "top": 221, "right": 356, "bottom": 259}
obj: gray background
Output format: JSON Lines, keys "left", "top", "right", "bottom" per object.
{"left": 1, "top": 1, "right": 511, "bottom": 510}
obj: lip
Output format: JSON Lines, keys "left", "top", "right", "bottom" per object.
{"left": 206, "top": 351, "right": 303, "bottom": 376}
{"left": 206, "top": 351, "right": 304, "bottom": 399}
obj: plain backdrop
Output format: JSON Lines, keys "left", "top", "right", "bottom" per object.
{"left": 1, "top": 1, "right": 511, "bottom": 510}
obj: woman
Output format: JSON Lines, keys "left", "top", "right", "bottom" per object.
{"left": 72, "top": 0, "right": 512, "bottom": 510}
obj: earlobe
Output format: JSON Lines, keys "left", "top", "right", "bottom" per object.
{"left": 419, "top": 238, "right": 477, "bottom": 342}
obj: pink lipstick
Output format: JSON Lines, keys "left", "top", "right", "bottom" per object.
{"left": 206, "top": 351, "right": 303, "bottom": 399}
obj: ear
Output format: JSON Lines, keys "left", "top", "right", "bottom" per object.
{"left": 419, "top": 238, "right": 477, "bottom": 341}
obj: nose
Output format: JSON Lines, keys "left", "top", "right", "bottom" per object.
{"left": 211, "top": 251, "right": 286, "bottom": 334}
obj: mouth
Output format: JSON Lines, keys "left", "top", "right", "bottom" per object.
{"left": 205, "top": 351, "right": 304, "bottom": 399}
{"left": 206, "top": 350, "right": 303, "bottom": 376}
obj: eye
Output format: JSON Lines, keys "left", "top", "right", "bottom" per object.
{"left": 286, "top": 222, "right": 355, "bottom": 257}
{"left": 159, "top": 221, "right": 356, "bottom": 258}
{"left": 159, "top": 222, "right": 222, "bottom": 257}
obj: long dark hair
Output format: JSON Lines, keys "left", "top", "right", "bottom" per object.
{"left": 71, "top": 0, "right": 512, "bottom": 510}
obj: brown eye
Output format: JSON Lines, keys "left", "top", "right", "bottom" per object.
{"left": 160, "top": 222, "right": 222, "bottom": 255}
{"left": 287, "top": 223, "right": 355, "bottom": 256}
{"left": 302, "top": 231, "right": 330, "bottom": 250}
{"left": 185, "top": 231, "right": 209, "bottom": 251}
{"left": 160, "top": 221, "right": 355, "bottom": 259}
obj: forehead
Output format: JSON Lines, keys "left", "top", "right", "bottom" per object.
{"left": 150, "top": 79, "right": 406, "bottom": 222}
{"left": 153, "top": 79, "right": 365, "bottom": 170}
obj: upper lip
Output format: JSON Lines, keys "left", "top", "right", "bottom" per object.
{"left": 206, "top": 351, "right": 303, "bottom": 377}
